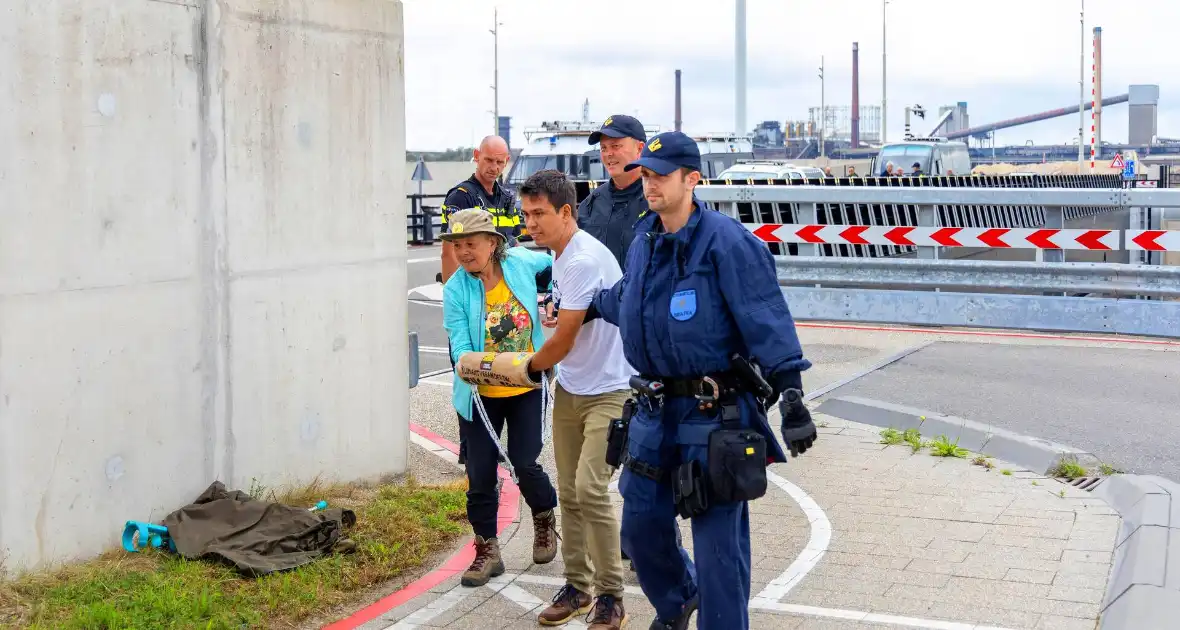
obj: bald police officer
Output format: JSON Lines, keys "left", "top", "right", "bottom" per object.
{"left": 579, "top": 115, "right": 649, "bottom": 270}
{"left": 583, "top": 131, "right": 818, "bottom": 630}
{"left": 440, "top": 135, "right": 517, "bottom": 283}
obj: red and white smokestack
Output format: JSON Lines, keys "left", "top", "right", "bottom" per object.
{"left": 1091, "top": 27, "right": 1102, "bottom": 171}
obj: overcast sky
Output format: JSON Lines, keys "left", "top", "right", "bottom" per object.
{"left": 401, "top": 0, "right": 1175, "bottom": 152}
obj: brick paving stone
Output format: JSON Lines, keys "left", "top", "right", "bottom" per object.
{"left": 369, "top": 386, "right": 1121, "bottom": 629}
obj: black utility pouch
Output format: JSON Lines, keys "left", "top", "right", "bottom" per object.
{"left": 605, "top": 399, "right": 635, "bottom": 468}
{"left": 706, "top": 412, "right": 769, "bottom": 504}
{"left": 673, "top": 460, "right": 710, "bottom": 519}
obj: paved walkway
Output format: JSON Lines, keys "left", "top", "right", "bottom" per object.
{"left": 365, "top": 324, "right": 1139, "bottom": 630}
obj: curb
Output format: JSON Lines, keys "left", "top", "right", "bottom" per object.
{"left": 813, "top": 395, "right": 1102, "bottom": 475}
{"left": 814, "top": 395, "right": 1180, "bottom": 629}
{"left": 1090, "top": 475, "right": 1180, "bottom": 629}
{"left": 321, "top": 423, "right": 521, "bottom": 630}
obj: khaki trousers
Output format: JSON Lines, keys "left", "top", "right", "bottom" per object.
{"left": 552, "top": 382, "right": 627, "bottom": 597}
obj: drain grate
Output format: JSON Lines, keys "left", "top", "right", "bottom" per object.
{"left": 1060, "top": 476, "right": 1106, "bottom": 492}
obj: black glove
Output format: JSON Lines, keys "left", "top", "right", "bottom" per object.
{"left": 770, "top": 370, "right": 817, "bottom": 457}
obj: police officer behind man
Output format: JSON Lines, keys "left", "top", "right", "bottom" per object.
{"left": 439, "top": 135, "right": 516, "bottom": 284}
{"left": 581, "top": 132, "right": 818, "bottom": 630}
{"left": 439, "top": 135, "right": 516, "bottom": 464}
{"left": 579, "top": 115, "right": 648, "bottom": 270}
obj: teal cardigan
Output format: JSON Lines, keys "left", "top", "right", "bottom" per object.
{"left": 443, "top": 247, "right": 555, "bottom": 421}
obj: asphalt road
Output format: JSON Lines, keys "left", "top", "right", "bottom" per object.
{"left": 407, "top": 245, "right": 454, "bottom": 376}
{"left": 819, "top": 340, "right": 1180, "bottom": 480}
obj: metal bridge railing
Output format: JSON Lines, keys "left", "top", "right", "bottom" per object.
{"left": 695, "top": 186, "right": 1179, "bottom": 260}
{"left": 407, "top": 193, "right": 446, "bottom": 246}
{"left": 691, "top": 185, "right": 1180, "bottom": 339}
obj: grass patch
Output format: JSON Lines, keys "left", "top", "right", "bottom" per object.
{"left": 1098, "top": 462, "right": 1121, "bottom": 476}
{"left": 0, "top": 477, "right": 468, "bottom": 630}
{"left": 972, "top": 455, "right": 995, "bottom": 471}
{"left": 928, "top": 435, "right": 969, "bottom": 459}
{"left": 903, "top": 429, "right": 924, "bottom": 453}
{"left": 880, "top": 428, "right": 904, "bottom": 445}
{"left": 1048, "top": 459, "right": 1088, "bottom": 480}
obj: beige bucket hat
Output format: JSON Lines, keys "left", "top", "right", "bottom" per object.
{"left": 440, "top": 208, "right": 507, "bottom": 244}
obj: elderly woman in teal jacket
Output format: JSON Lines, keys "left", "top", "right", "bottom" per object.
{"left": 441, "top": 208, "right": 560, "bottom": 588}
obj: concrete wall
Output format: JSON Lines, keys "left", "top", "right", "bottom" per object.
{"left": 0, "top": 0, "right": 407, "bottom": 573}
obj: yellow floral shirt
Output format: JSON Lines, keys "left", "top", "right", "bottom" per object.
{"left": 480, "top": 278, "right": 534, "bottom": 397}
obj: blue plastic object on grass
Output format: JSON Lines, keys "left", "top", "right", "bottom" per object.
{"left": 122, "top": 520, "right": 175, "bottom": 553}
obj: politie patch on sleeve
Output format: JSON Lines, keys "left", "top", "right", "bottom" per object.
{"left": 670, "top": 289, "right": 697, "bottom": 321}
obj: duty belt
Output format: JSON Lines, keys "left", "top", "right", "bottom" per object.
{"left": 621, "top": 452, "right": 667, "bottom": 482}
{"left": 638, "top": 372, "right": 742, "bottom": 401}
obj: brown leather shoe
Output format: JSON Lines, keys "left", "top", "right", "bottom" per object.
{"left": 537, "top": 584, "right": 592, "bottom": 626}
{"left": 460, "top": 535, "right": 504, "bottom": 587}
{"left": 532, "top": 509, "right": 559, "bottom": 564}
{"left": 586, "top": 594, "right": 627, "bottom": 629}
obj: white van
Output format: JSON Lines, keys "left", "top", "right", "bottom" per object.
{"left": 872, "top": 138, "right": 973, "bottom": 176}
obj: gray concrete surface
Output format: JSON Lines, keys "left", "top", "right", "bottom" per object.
{"left": 812, "top": 340, "right": 1180, "bottom": 480}
{"left": 0, "top": 0, "right": 408, "bottom": 574}
{"left": 366, "top": 386, "right": 1120, "bottom": 629}
{"left": 1091, "top": 475, "right": 1180, "bottom": 629}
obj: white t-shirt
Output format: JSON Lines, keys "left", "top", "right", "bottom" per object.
{"left": 551, "top": 231, "right": 636, "bottom": 396}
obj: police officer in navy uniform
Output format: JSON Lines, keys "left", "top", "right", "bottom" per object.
{"left": 439, "top": 135, "right": 517, "bottom": 464}
{"left": 579, "top": 114, "right": 649, "bottom": 270}
{"left": 581, "top": 131, "right": 818, "bottom": 630}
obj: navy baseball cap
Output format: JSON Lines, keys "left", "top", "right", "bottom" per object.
{"left": 588, "top": 114, "right": 647, "bottom": 145}
{"left": 623, "top": 131, "right": 701, "bottom": 175}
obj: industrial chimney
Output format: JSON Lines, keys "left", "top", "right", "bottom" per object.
{"left": 735, "top": 0, "right": 746, "bottom": 135}
{"left": 851, "top": 42, "right": 860, "bottom": 149}
{"left": 675, "top": 69, "right": 683, "bottom": 132}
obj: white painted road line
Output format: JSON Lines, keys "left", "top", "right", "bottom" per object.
{"left": 751, "top": 601, "right": 1019, "bottom": 630}
{"left": 486, "top": 574, "right": 589, "bottom": 629}
{"left": 408, "top": 283, "right": 444, "bottom": 306}
{"left": 383, "top": 585, "right": 469, "bottom": 629}
{"left": 403, "top": 387, "right": 995, "bottom": 630}
{"left": 419, "top": 346, "right": 450, "bottom": 354}
{"left": 752, "top": 469, "right": 832, "bottom": 603}
{"left": 408, "top": 257, "right": 438, "bottom": 264}
{"left": 512, "top": 572, "right": 645, "bottom": 597}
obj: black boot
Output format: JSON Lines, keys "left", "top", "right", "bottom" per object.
{"left": 648, "top": 593, "right": 698, "bottom": 630}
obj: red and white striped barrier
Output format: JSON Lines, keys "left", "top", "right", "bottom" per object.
{"left": 1126, "top": 230, "right": 1180, "bottom": 252}
{"left": 747, "top": 223, "right": 1121, "bottom": 251}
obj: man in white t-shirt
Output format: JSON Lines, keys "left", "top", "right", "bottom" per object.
{"left": 519, "top": 170, "right": 632, "bottom": 630}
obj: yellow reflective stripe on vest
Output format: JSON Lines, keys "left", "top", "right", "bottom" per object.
{"left": 440, "top": 205, "right": 518, "bottom": 226}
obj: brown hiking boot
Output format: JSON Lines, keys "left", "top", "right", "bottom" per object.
{"left": 460, "top": 535, "right": 504, "bottom": 587}
{"left": 538, "top": 584, "right": 592, "bottom": 626}
{"left": 586, "top": 594, "right": 627, "bottom": 629}
{"left": 532, "top": 509, "right": 559, "bottom": 564}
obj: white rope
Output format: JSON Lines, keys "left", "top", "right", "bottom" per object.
{"left": 469, "top": 366, "right": 555, "bottom": 486}
{"left": 472, "top": 391, "right": 518, "bottom": 484}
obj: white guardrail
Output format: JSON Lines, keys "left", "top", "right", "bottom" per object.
{"left": 691, "top": 186, "right": 1180, "bottom": 339}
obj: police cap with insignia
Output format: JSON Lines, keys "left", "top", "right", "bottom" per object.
{"left": 588, "top": 114, "right": 647, "bottom": 145}
{"left": 624, "top": 131, "right": 701, "bottom": 176}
